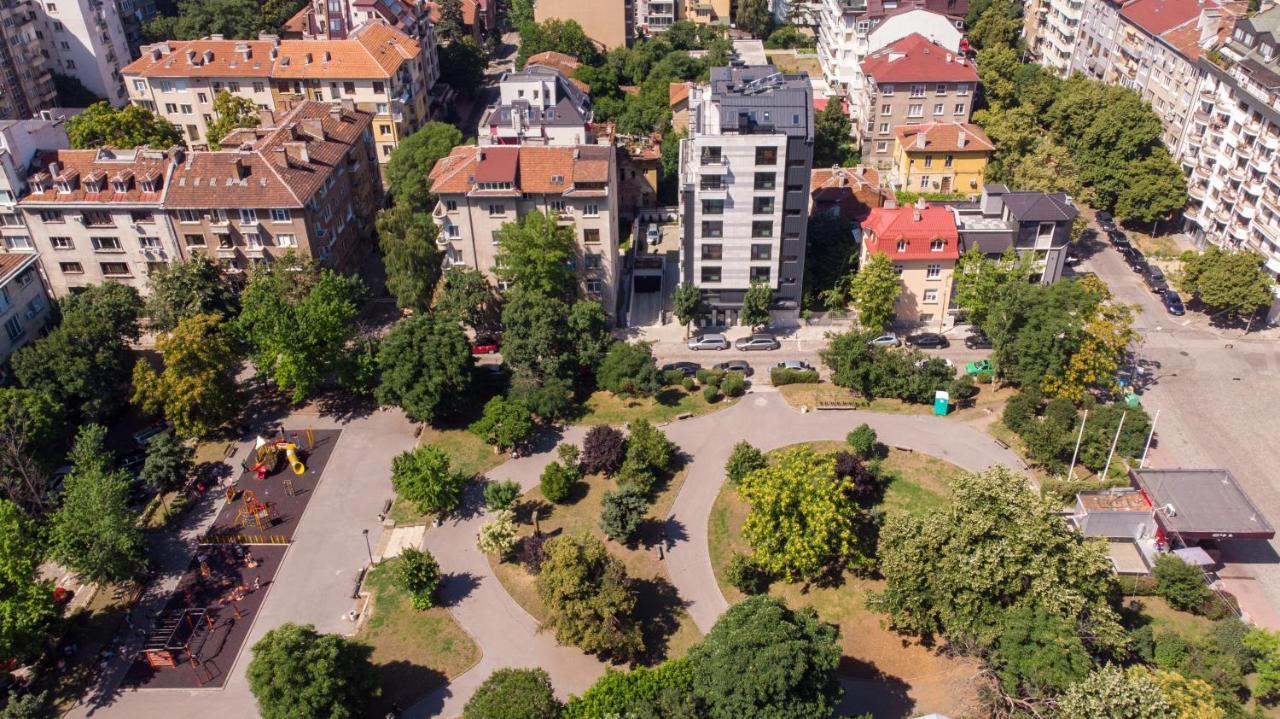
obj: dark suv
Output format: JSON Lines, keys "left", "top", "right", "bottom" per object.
{"left": 964, "top": 331, "right": 992, "bottom": 350}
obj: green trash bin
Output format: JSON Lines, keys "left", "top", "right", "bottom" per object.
{"left": 1124, "top": 392, "right": 1140, "bottom": 408}
{"left": 933, "top": 390, "right": 950, "bottom": 416}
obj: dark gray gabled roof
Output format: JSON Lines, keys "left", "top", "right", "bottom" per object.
{"left": 1002, "top": 192, "right": 1078, "bottom": 223}
{"left": 708, "top": 65, "right": 813, "bottom": 140}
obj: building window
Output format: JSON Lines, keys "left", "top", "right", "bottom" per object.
{"left": 91, "top": 236, "right": 122, "bottom": 252}
{"left": 908, "top": 104, "right": 923, "bottom": 118}
{"left": 586, "top": 279, "right": 603, "bottom": 295}
{"left": 751, "top": 221, "right": 772, "bottom": 238}
{"left": 83, "top": 210, "right": 112, "bottom": 226}
{"left": 4, "top": 236, "right": 31, "bottom": 250}
{"left": 882, "top": 84, "right": 894, "bottom": 95}
{"left": 1038, "top": 222, "right": 1055, "bottom": 240}
{"left": 955, "top": 103, "right": 966, "bottom": 115}
{"left": 583, "top": 204, "right": 599, "bottom": 216}
{"left": 924, "top": 155, "right": 933, "bottom": 168}
{"left": 933, "top": 103, "right": 944, "bottom": 116}
{"left": 931, "top": 239, "right": 945, "bottom": 252}
{"left": 178, "top": 209, "right": 200, "bottom": 222}
{"left": 926, "top": 264, "right": 941, "bottom": 279}
{"left": 240, "top": 209, "right": 257, "bottom": 224}
{"left": 893, "top": 264, "right": 904, "bottom": 275}
{"left": 701, "top": 244, "right": 722, "bottom": 260}
{"left": 910, "top": 84, "right": 925, "bottom": 97}
{"left": 133, "top": 79, "right": 145, "bottom": 91}
{"left": 270, "top": 208, "right": 291, "bottom": 222}
{"left": 490, "top": 230, "right": 502, "bottom": 246}
{"left": 59, "top": 261, "right": 83, "bottom": 274}
{"left": 956, "top": 83, "right": 970, "bottom": 96}
{"left": 701, "top": 221, "right": 723, "bottom": 238}
{"left": 165, "top": 103, "right": 177, "bottom": 113}
{"left": 754, "top": 146, "right": 778, "bottom": 165}
{"left": 444, "top": 200, "right": 457, "bottom": 212}
{"left": 4, "top": 315, "right": 22, "bottom": 341}
{"left": 38, "top": 210, "right": 62, "bottom": 223}
{"left": 379, "top": 124, "right": 391, "bottom": 136}
{"left": 180, "top": 104, "right": 193, "bottom": 114}
{"left": 583, "top": 228, "right": 601, "bottom": 243}
{"left": 753, "top": 172, "right": 775, "bottom": 190}
{"left": 130, "top": 210, "right": 153, "bottom": 223}
{"left": 880, "top": 104, "right": 891, "bottom": 115}
{"left": 50, "top": 236, "right": 72, "bottom": 250}
{"left": 935, "top": 83, "right": 947, "bottom": 95}
{"left": 343, "top": 81, "right": 355, "bottom": 95}
{"left": 185, "top": 234, "right": 205, "bottom": 247}
{"left": 878, "top": 123, "right": 889, "bottom": 134}
{"left": 923, "top": 288, "right": 938, "bottom": 303}
{"left": 139, "top": 236, "right": 160, "bottom": 250}
{"left": 700, "top": 175, "right": 724, "bottom": 190}
{"left": 896, "top": 239, "right": 908, "bottom": 252}
{"left": 700, "top": 146, "right": 722, "bottom": 164}
{"left": 750, "top": 244, "right": 771, "bottom": 260}
{"left": 944, "top": 154, "right": 954, "bottom": 168}
{"left": 876, "top": 142, "right": 888, "bottom": 153}
{"left": 750, "top": 266, "right": 770, "bottom": 283}
{"left": 227, "top": 82, "right": 240, "bottom": 92}
{"left": 701, "top": 266, "right": 721, "bottom": 282}
{"left": 549, "top": 200, "right": 566, "bottom": 213}
{"left": 919, "top": 175, "right": 930, "bottom": 189}
{"left": 487, "top": 204, "right": 505, "bottom": 216}
{"left": 100, "top": 262, "right": 130, "bottom": 276}
{"left": 701, "top": 199, "right": 724, "bottom": 215}
{"left": 584, "top": 253, "right": 602, "bottom": 269}
{"left": 277, "top": 234, "right": 296, "bottom": 247}
{"left": 753, "top": 197, "right": 774, "bottom": 214}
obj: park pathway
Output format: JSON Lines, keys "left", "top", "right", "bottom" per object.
{"left": 411, "top": 392, "right": 1023, "bottom": 718}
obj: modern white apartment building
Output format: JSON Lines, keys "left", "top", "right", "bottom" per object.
{"left": 1177, "top": 7, "right": 1280, "bottom": 298}
{"left": 0, "top": 117, "right": 70, "bottom": 254}
{"left": 35, "top": 0, "right": 132, "bottom": 105}
{"left": 815, "top": 0, "right": 964, "bottom": 99}
{"left": 428, "top": 144, "right": 622, "bottom": 314}
{"left": 478, "top": 65, "right": 593, "bottom": 146}
{"left": 636, "top": 0, "right": 678, "bottom": 34}
{"left": 121, "top": 21, "right": 437, "bottom": 163}
{"left": 678, "top": 65, "right": 814, "bottom": 325}
{"left": 1027, "top": 0, "right": 1086, "bottom": 76}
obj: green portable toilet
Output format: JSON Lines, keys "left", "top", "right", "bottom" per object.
{"left": 933, "top": 390, "right": 950, "bottom": 416}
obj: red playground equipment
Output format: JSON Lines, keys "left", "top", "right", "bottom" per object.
{"left": 141, "top": 608, "right": 216, "bottom": 684}
{"left": 235, "top": 489, "right": 274, "bottom": 530}
{"left": 242, "top": 432, "right": 309, "bottom": 480}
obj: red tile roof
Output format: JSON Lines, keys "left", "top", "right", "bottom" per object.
{"left": 527, "top": 51, "right": 581, "bottom": 77}
{"left": 895, "top": 122, "right": 994, "bottom": 153}
{"left": 860, "top": 33, "right": 978, "bottom": 84}
{"left": 429, "top": 145, "right": 612, "bottom": 196}
{"left": 1120, "top": 0, "right": 1206, "bottom": 36}
{"left": 669, "top": 81, "right": 692, "bottom": 106}
{"left": 862, "top": 203, "right": 960, "bottom": 260}
{"left": 22, "top": 148, "right": 175, "bottom": 205}
{"left": 0, "top": 252, "right": 37, "bottom": 286}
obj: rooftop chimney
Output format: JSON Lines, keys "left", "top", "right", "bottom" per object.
{"left": 915, "top": 196, "right": 927, "bottom": 210}
{"left": 284, "top": 140, "right": 310, "bottom": 164}
{"left": 209, "top": 34, "right": 224, "bottom": 41}
{"left": 913, "top": 210, "right": 922, "bottom": 221}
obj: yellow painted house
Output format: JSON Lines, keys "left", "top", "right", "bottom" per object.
{"left": 685, "top": 0, "right": 731, "bottom": 24}
{"left": 892, "top": 122, "right": 994, "bottom": 196}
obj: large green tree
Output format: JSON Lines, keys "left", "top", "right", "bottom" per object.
{"left": 439, "top": 37, "right": 489, "bottom": 100}
{"left": 390, "top": 444, "right": 467, "bottom": 516}
{"left": 494, "top": 211, "right": 579, "bottom": 301}
{"left": 1058, "top": 666, "right": 1175, "bottom": 719}
{"left": 143, "top": 255, "right": 236, "bottom": 332}
{"left": 984, "top": 276, "right": 1101, "bottom": 389}
{"left": 871, "top": 466, "right": 1124, "bottom": 654}
{"left": 734, "top": 0, "right": 772, "bottom": 38}
{"left": 536, "top": 533, "right": 644, "bottom": 661}
{"left": 132, "top": 313, "right": 241, "bottom": 438}
{"left": 48, "top": 425, "right": 148, "bottom": 584}
{"left": 564, "top": 658, "right": 695, "bottom": 719}
{"left": 235, "top": 258, "right": 363, "bottom": 403}
{"left": 737, "top": 445, "right": 869, "bottom": 581}
{"left": 137, "top": 432, "right": 194, "bottom": 495}
{"left": 516, "top": 19, "right": 599, "bottom": 68}
{"left": 436, "top": 267, "right": 499, "bottom": 331}
{"left": 144, "top": 0, "right": 301, "bottom": 40}
{"left": 849, "top": 251, "right": 900, "bottom": 329}
{"left": 384, "top": 121, "right": 465, "bottom": 212}
{"left": 597, "top": 342, "right": 659, "bottom": 397}
{"left": 0, "top": 499, "right": 57, "bottom": 661}
{"left": 672, "top": 283, "right": 701, "bottom": 335}
{"left": 688, "top": 595, "right": 842, "bottom": 719}
{"left": 206, "top": 91, "right": 261, "bottom": 149}
{"left": 1179, "top": 245, "right": 1275, "bottom": 322}
{"left": 375, "top": 313, "right": 474, "bottom": 422}
{"left": 1114, "top": 148, "right": 1189, "bottom": 227}
{"left": 0, "top": 389, "right": 63, "bottom": 514}
{"left": 469, "top": 396, "right": 535, "bottom": 451}
{"left": 436, "top": 0, "right": 465, "bottom": 39}
{"left": 66, "top": 102, "right": 183, "bottom": 149}
{"left": 739, "top": 283, "right": 772, "bottom": 329}
{"left": 246, "top": 623, "right": 379, "bottom": 719}
{"left": 566, "top": 300, "right": 614, "bottom": 375}
{"left": 463, "top": 668, "right": 562, "bottom": 719}
{"left": 813, "top": 99, "right": 855, "bottom": 168}
{"left": 952, "top": 246, "right": 1032, "bottom": 328}
{"left": 500, "top": 287, "right": 573, "bottom": 381}
{"left": 376, "top": 203, "right": 443, "bottom": 312}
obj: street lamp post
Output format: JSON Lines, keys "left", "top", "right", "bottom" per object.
{"left": 361, "top": 528, "right": 374, "bottom": 565}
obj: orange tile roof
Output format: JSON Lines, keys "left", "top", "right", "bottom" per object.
{"left": 21, "top": 148, "right": 175, "bottom": 205}
{"left": 526, "top": 51, "right": 581, "bottom": 77}
{"left": 863, "top": 203, "right": 960, "bottom": 259}
{"left": 895, "top": 122, "right": 994, "bottom": 153}
{"left": 811, "top": 165, "right": 880, "bottom": 191}
{"left": 669, "top": 81, "right": 692, "bottom": 107}
{"left": 0, "top": 252, "right": 37, "bottom": 286}
{"left": 166, "top": 101, "right": 373, "bottom": 208}
{"left": 429, "top": 145, "right": 611, "bottom": 196}
{"left": 122, "top": 21, "right": 420, "bottom": 80}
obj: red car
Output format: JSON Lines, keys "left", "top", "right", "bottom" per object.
{"left": 470, "top": 336, "right": 501, "bottom": 354}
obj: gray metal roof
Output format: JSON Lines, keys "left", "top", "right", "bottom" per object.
{"left": 1132, "top": 468, "right": 1275, "bottom": 540}
{"left": 482, "top": 65, "right": 592, "bottom": 129}
{"left": 1002, "top": 192, "right": 1078, "bottom": 223}
{"left": 709, "top": 65, "right": 813, "bottom": 139}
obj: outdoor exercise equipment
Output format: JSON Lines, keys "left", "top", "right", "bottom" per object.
{"left": 235, "top": 489, "right": 274, "bottom": 530}
{"left": 141, "top": 608, "right": 214, "bottom": 672}
{"left": 242, "top": 435, "right": 307, "bottom": 479}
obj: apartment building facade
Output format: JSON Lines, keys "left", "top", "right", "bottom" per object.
{"left": 684, "top": 0, "right": 731, "bottom": 25}
{"left": 428, "top": 144, "right": 622, "bottom": 314}
{"left": 534, "top": 0, "right": 633, "bottom": 48}
{"left": 860, "top": 200, "right": 958, "bottom": 328}
{"left": 478, "top": 65, "right": 593, "bottom": 146}
{"left": 679, "top": 65, "right": 814, "bottom": 325}
{"left": 1178, "top": 8, "right": 1280, "bottom": 290}
{"left": 636, "top": 0, "right": 678, "bottom": 34}
{"left": 122, "top": 21, "right": 436, "bottom": 163}
{"left": 0, "top": 117, "right": 70, "bottom": 254}
{"left": 0, "top": 253, "right": 51, "bottom": 372}
{"left": 35, "top": 0, "right": 132, "bottom": 105}
{"left": 858, "top": 33, "right": 977, "bottom": 170}
{"left": 815, "top": 0, "right": 964, "bottom": 99}
{"left": 0, "top": 1, "right": 56, "bottom": 120}
{"left": 948, "top": 184, "right": 1079, "bottom": 285}
{"left": 891, "top": 122, "right": 992, "bottom": 194}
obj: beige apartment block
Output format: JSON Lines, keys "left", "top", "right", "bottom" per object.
{"left": 121, "top": 21, "right": 434, "bottom": 164}
{"left": 0, "top": 252, "right": 52, "bottom": 372}
{"left": 534, "top": 0, "right": 633, "bottom": 48}
{"left": 859, "top": 201, "right": 960, "bottom": 329}
{"left": 0, "top": 0, "right": 56, "bottom": 120}
{"left": 429, "top": 145, "right": 621, "bottom": 315}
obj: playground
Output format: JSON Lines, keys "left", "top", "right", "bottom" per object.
{"left": 121, "top": 428, "right": 341, "bottom": 690}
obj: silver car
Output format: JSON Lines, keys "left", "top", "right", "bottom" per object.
{"left": 774, "top": 360, "right": 812, "bottom": 371}
{"left": 868, "top": 333, "right": 900, "bottom": 348}
{"left": 687, "top": 333, "right": 730, "bottom": 351}
{"left": 734, "top": 334, "right": 781, "bottom": 351}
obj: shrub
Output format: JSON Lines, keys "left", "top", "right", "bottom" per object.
{"left": 1154, "top": 631, "right": 1191, "bottom": 669}
{"left": 702, "top": 385, "right": 721, "bottom": 403}
{"left": 681, "top": 377, "right": 695, "bottom": 391}
{"left": 1002, "top": 391, "right": 1041, "bottom": 434}
{"left": 600, "top": 484, "right": 648, "bottom": 544}
{"left": 477, "top": 509, "right": 517, "bottom": 558}
{"left": 770, "top": 368, "right": 819, "bottom": 385}
{"left": 721, "top": 371, "right": 746, "bottom": 397}
{"left": 599, "top": 341, "right": 660, "bottom": 397}
{"left": 617, "top": 455, "right": 656, "bottom": 495}
{"left": 557, "top": 442, "right": 580, "bottom": 468}
{"left": 469, "top": 396, "right": 535, "bottom": 451}
{"left": 1153, "top": 554, "right": 1211, "bottom": 612}
{"left": 517, "top": 533, "right": 550, "bottom": 574}
{"left": 581, "top": 425, "right": 625, "bottom": 475}
{"left": 391, "top": 444, "right": 466, "bottom": 516}
{"left": 947, "top": 375, "right": 979, "bottom": 407}
{"left": 664, "top": 369, "right": 689, "bottom": 386}
{"left": 396, "top": 547, "right": 441, "bottom": 610}
{"left": 726, "top": 553, "right": 772, "bottom": 595}
{"left": 540, "top": 461, "right": 579, "bottom": 503}
{"left": 725, "top": 441, "right": 767, "bottom": 486}
{"left": 463, "top": 667, "right": 562, "bottom": 719}
{"left": 1116, "top": 574, "right": 1159, "bottom": 596}
{"left": 483, "top": 480, "right": 521, "bottom": 511}
{"left": 695, "top": 368, "right": 724, "bottom": 387}
{"left": 846, "top": 423, "right": 877, "bottom": 460}
{"left": 625, "top": 419, "right": 676, "bottom": 475}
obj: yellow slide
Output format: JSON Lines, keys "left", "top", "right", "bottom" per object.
{"left": 283, "top": 444, "right": 306, "bottom": 475}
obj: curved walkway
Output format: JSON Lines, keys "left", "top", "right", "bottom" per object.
{"left": 410, "top": 393, "right": 1023, "bottom": 718}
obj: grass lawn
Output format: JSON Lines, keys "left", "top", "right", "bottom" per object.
{"left": 765, "top": 52, "right": 822, "bottom": 77}
{"left": 46, "top": 583, "right": 141, "bottom": 712}
{"left": 573, "top": 387, "right": 735, "bottom": 426}
{"left": 357, "top": 557, "right": 480, "bottom": 711}
{"left": 489, "top": 465, "right": 703, "bottom": 664}
{"left": 708, "top": 442, "right": 981, "bottom": 718}
{"left": 1129, "top": 595, "right": 1217, "bottom": 640}
{"left": 778, "top": 380, "right": 1012, "bottom": 417}
{"left": 390, "top": 425, "right": 509, "bottom": 526}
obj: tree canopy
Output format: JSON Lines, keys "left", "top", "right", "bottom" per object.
{"left": 390, "top": 444, "right": 466, "bottom": 516}
{"left": 536, "top": 533, "right": 644, "bottom": 661}
{"left": 494, "top": 211, "right": 579, "bottom": 301}
{"left": 0, "top": 499, "right": 57, "bottom": 661}
{"left": 1179, "top": 245, "right": 1275, "bottom": 321}
{"left": 597, "top": 342, "right": 659, "bottom": 397}
{"left": 739, "top": 284, "right": 773, "bottom": 329}
{"left": 849, "top": 252, "right": 900, "bottom": 329}
{"left": 439, "top": 37, "right": 489, "bottom": 99}
{"left": 375, "top": 313, "right": 474, "bottom": 422}
{"left": 66, "top": 102, "right": 183, "bottom": 149}
{"left": 516, "top": 19, "right": 599, "bottom": 68}
{"left": 206, "top": 91, "right": 261, "bottom": 149}
{"left": 376, "top": 203, "right": 443, "bottom": 312}
{"left": 734, "top": 0, "right": 772, "bottom": 38}
{"left": 143, "top": 255, "right": 236, "bottom": 332}
{"left": 463, "top": 668, "right": 562, "bottom": 719}
{"left": 813, "top": 99, "right": 856, "bottom": 168}
{"left": 384, "top": 122, "right": 465, "bottom": 212}
{"left": 246, "top": 622, "right": 379, "bottom": 719}
{"left": 435, "top": 267, "right": 499, "bottom": 331}
{"left": 132, "top": 312, "right": 241, "bottom": 438}
{"left": 144, "top": 0, "right": 303, "bottom": 41}
{"left": 0, "top": 388, "right": 63, "bottom": 514}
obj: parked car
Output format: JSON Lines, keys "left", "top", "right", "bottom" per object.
{"left": 1096, "top": 211, "right": 1114, "bottom": 227}
{"left": 963, "top": 331, "right": 992, "bottom": 350}
{"left": 734, "top": 334, "right": 781, "bottom": 351}
{"left": 868, "top": 332, "right": 900, "bottom": 347}
{"left": 905, "top": 332, "right": 950, "bottom": 349}
{"left": 1108, "top": 229, "right": 1130, "bottom": 248}
{"left": 661, "top": 361, "right": 702, "bottom": 377}
{"left": 132, "top": 421, "right": 172, "bottom": 448}
{"left": 470, "top": 335, "right": 501, "bottom": 354}
{"left": 774, "top": 360, "right": 813, "bottom": 371}
{"left": 1144, "top": 267, "right": 1168, "bottom": 293}
{"left": 965, "top": 359, "right": 992, "bottom": 375}
{"left": 1161, "top": 290, "right": 1186, "bottom": 315}
{"left": 646, "top": 224, "right": 661, "bottom": 246}
{"left": 687, "top": 333, "right": 730, "bottom": 351}
{"left": 118, "top": 451, "right": 146, "bottom": 474}
{"left": 714, "top": 359, "right": 754, "bottom": 376}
